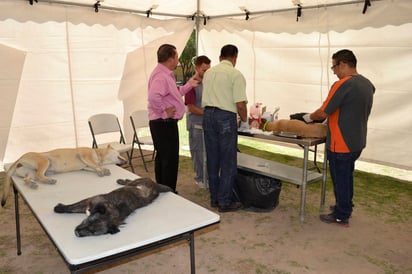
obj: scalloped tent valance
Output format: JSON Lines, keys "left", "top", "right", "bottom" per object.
{"left": 1, "top": 0, "right": 412, "bottom": 169}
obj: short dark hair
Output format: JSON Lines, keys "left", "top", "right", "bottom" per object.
{"left": 220, "top": 44, "right": 238, "bottom": 58}
{"left": 332, "top": 49, "right": 357, "bottom": 68}
{"left": 194, "top": 55, "right": 211, "bottom": 66}
{"left": 157, "top": 44, "right": 176, "bottom": 63}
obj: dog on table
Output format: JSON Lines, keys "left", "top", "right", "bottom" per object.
{"left": 54, "top": 178, "right": 172, "bottom": 237}
{"left": 263, "top": 119, "right": 327, "bottom": 138}
{"left": 1, "top": 145, "right": 127, "bottom": 207}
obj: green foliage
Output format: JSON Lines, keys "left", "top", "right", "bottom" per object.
{"left": 179, "top": 30, "right": 196, "bottom": 83}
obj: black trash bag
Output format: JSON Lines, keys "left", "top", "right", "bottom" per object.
{"left": 233, "top": 169, "right": 282, "bottom": 212}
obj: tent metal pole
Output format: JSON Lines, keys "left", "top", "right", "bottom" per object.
{"left": 24, "top": 0, "right": 191, "bottom": 18}
{"left": 21, "top": 0, "right": 383, "bottom": 19}
{"left": 203, "top": 0, "right": 384, "bottom": 19}
{"left": 195, "top": 0, "right": 200, "bottom": 56}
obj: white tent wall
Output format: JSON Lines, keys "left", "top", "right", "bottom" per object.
{"left": 0, "top": 1, "right": 194, "bottom": 165}
{"left": 198, "top": 0, "right": 412, "bottom": 169}
{"left": 0, "top": 44, "right": 26, "bottom": 164}
{"left": 0, "top": 0, "right": 411, "bottom": 169}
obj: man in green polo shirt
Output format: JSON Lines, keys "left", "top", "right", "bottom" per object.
{"left": 202, "top": 44, "right": 248, "bottom": 212}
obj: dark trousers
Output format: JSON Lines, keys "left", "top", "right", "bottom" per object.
{"left": 149, "top": 119, "right": 179, "bottom": 191}
{"left": 327, "top": 149, "right": 361, "bottom": 220}
{"left": 203, "top": 107, "right": 238, "bottom": 207}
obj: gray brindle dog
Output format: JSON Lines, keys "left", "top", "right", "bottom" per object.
{"left": 54, "top": 178, "right": 171, "bottom": 237}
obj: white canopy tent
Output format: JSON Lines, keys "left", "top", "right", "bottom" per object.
{"left": 0, "top": 0, "right": 411, "bottom": 169}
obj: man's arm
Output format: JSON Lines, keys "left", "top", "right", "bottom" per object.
{"left": 303, "top": 108, "right": 328, "bottom": 123}
{"left": 187, "top": 104, "right": 204, "bottom": 116}
{"left": 311, "top": 108, "right": 328, "bottom": 121}
{"left": 236, "top": 101, "right": 247, "bottom": 122}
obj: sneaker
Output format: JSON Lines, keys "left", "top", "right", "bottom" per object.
{"left": 320, "top": 213, "right": 349, "bottom": 227}
{"left": 218, "top": 202, "right": 242, "bottom": 213}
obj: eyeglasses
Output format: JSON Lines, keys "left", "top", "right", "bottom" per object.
{"left": 330, "top": 63, "right": 339, "bottom": 70}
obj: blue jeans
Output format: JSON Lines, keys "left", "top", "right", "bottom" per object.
{"left": 203, "top": 108, "right": 238, "bottom": 207}
{"left": 327, "top": 149, "right": 361, "bottom": 220}
{"left": 188, "top": 125, "right": 204, "bottom": 183}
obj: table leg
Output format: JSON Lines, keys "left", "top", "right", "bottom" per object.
{"left": 312, "top": 145, "right": 321, "bottom": 173}
{"left": 189, "top": 232, "right": 195, "bottom": 274}
{"left": 300, "top": 145, "right": 309, "bottom": 223}
{"left": 298, "top": 144, "right": 321, "bottom": 173}
{"left": 194, "top": 124, "right": 208, "bottom": 189}
{"left": 13, "top": 183, "right": 22, "bottom": 255}
{"left": 320, "top": 143, "right": 328, "bottom": 211}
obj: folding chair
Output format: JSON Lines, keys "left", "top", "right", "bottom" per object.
{"left": 130, "top": 110, "right": 155, "bottom": 172}
{"left": 88, "top": 113, "right": 135, "bottom": 173}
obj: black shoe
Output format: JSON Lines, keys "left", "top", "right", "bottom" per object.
{"left": 329, "top": 205, "right": 353, "bottom": 218}
{"left": 218, "top": 202, "right": 242, "bottom": 213}
{"left": 320, "top": 213, "right": 349, "bottom": 227}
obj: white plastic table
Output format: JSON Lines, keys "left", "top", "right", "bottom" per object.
{"left": 11, "top": 165, "right": 220, "bottom": 273}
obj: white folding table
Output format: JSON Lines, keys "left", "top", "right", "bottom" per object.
{"left": 11, "top": 165, "right": 220, "bottom": 273}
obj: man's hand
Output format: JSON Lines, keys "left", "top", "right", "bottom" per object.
{"left": 187, "top": 75, "right": 201, "bottom": 88}
{"left": 239, "top": 121, "right": 249, "bottom": 130}
{"left": 165, "top": 106, "right": 176, "bottom": 118}
{"left": 302, "top": 113, "right": 313, "bottom": 123}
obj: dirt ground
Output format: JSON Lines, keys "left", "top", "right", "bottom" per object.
{"left": 0, "top": 156, "right": 411, "bottom": 274}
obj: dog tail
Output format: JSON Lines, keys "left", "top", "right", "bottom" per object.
{"left": 1, "top": 160, "right": 18, "bottom": 207}
{"left": 156, "top": 183, "right": 172, "bottom": 193}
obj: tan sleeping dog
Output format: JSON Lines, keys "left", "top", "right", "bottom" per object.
{"left": 1, "top": 145, "right": 127, "bottom": 207}
{"left": 265, "top": 119, "right": 327, "bottom": 138}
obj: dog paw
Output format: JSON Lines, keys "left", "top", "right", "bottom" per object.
{"left": 54, "top": 203, "right": 66, "bottom": 213}
{"left": 97, "top": 170, "right": 105, "bottom": 177}
{"left": 29, "top": 182, "right": 39, "bottom": 189}
{"left": 47, "top": 178, "right": 57, "bottom": 184}
{"left": 103, "top": 168, "right": 111, "bottom": 176}
{"left": 116, "top": 179, "right": 127, "bottom": 185}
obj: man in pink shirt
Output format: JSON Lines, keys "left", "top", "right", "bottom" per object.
{"left": 148, "top": 44, "right": 199, "bottom": 193}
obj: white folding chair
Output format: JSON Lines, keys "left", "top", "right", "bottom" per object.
{"left": 88, "top": 113, "right": 135, "bottom": 173}
{"left": 130, "top": 110, "right": 155, "bottom": 172}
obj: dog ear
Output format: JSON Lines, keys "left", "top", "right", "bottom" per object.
{"left": 91, "top": 203, "right": 107, "bottom": 215}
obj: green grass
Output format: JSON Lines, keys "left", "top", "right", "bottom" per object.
{"left": 237, "top": 142, "right": 412, "bottom": 223}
